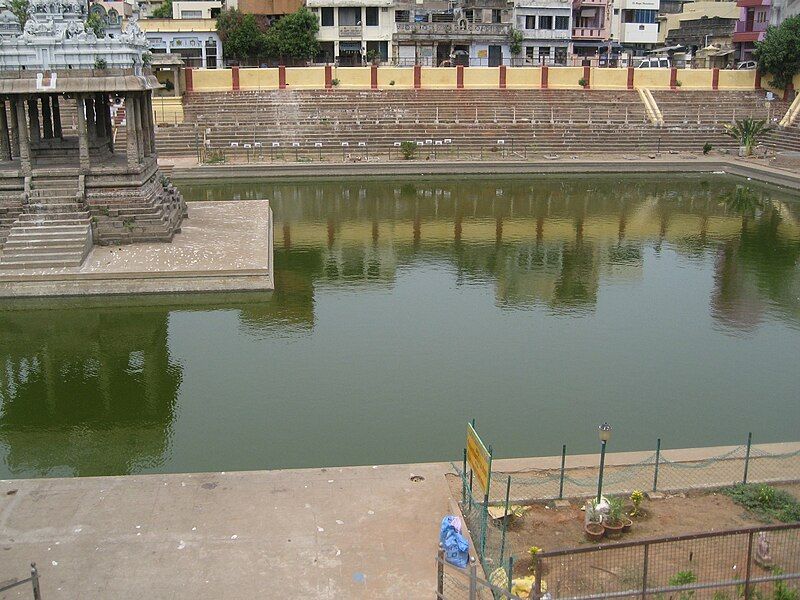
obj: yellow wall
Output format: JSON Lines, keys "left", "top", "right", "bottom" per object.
{"left": 152, "top": 96, "right": 184, "bottom": 125}
{"left": 376, "top": 67, "right": 414, "bottom": 89}
{"left": 633, "top": 69, "right": 671, "bottom": 89}
{"left": 335, "top": 67, "right": 371, "bottom": 88}
{"left": 462, "top": 67, "right": 499, "bottom": 89}
{"left": 192, "top": 68, "right": 233, "bottom": 91}
{"left": 239, "top": 68, "right": 279, "bottom": 90}
{"left": 505, "top": 67, "right": 541, "bottom": 89}
{"left": 421, "top": 67, "right": 457, "bottom": 88}
{"left": 718, "top": 70, "right": 756, "bottom": 90}
{"left": 678, "top": 69, "right": 714, "bottom": 89}
{"left": 548, "top": 67, "right": 584, "bottom": 89}
{"left": 591, "top": 68, "right": 628, "bottom": 89}
{"left": 286, "top": 66, "right": 325, "bottom": 89}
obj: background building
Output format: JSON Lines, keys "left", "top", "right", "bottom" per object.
{"left": 307, "top": 0, "right": 395, "bottom": 64}
{"left": 732, "top": 0, "right": 771, "bottom": 61}
{"left": 514, "top": 0, "right": 572, "bottom": 65}
{"left": 609, "top": 0, "right": 660, "bottom": 54}
{"left": 571, "top": 0, "right": 612, "bottom": 62}
{"left": 140, "top": 18, "right": 223, "bottom": 67}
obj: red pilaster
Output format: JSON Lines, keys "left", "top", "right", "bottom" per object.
{"left": 627, "top": 67, "right": 634, "bottom": 90}
{"left": 583, "top": 65, "right": 591, "bottom": 89}
{"left": 541, "top": 65, "right": 548, "bottom": 89}
{"left": 324, "top": 65, "right": 333, "bottom": 89}
{"left": 278, "top": 65, "right": 286, "bottom": 89}
{"left": 712, "top": 68, "right": 719, "bottom": 90}
{"left": 413, "top": 64, "right": 421, "bottom": 89}
{"left": 371, "top": 64, "right": 378, "bottom": 89}
{"left": 499, "top": 65, "right": 507, "bottom": 89}
{"left": 185, "top": 67, "right": 193, "bottom": 92}
{"left": 231, "top": 66, "right": 240, "bottom": 91}
{"left": 670, "top": 67, "right": 678, "bottom": 90}
{"left": 754, "top": 71, "right": 762, "bottom": 90}
{"left": 456, "top": 65, "right": 464, "bottom": 89}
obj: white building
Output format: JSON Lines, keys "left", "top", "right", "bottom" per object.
{"left": 171, "top": 0, "right": 223, "bottom": 19}
{"left": 139, "top": 18, "right": 223, "bottom": 67}
{"left": 306, "top": 0, "right": 394, "bottom": 65}
{"left": 610, "top": 0, "right": 660, "bottom": 51}
{"left": 513, "top": 0, "right": 572, "bottom": 65}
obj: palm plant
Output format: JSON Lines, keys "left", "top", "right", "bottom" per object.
{"left": 723, "top": 117, "right": 774, "bottom": 156}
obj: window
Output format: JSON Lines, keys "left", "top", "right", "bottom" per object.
{"left": 555, "top": 15, "right": 569, "bottom": 29}
{"left": 525, "top": 15, "right": 535, "bottom": 29}
{"left": 538, "top": 15, "right": 553, "bottom": 29}
{"left": 395, "top": 10, "right": 409, "bottom": 22}
{"left": 539, "top": 46, "right": 551, "bottom": 63}
{"left": 338, "top": 7, "right": 359, "bottom": 25}
{"left": 554, "top": 47, "right": 566, "bottom": 65}
{"left": 492, "top": 9, "right": 501, "bottom": 23}
{"left": 180, "top": 10, "right": 201, "bottom": 18}
{"left": 321, "top": 7, "right": 333, "bottom": 26}
{"left": 755, "top": 9, "right": 766, "bottom": 22}
{"left": 465, "top": 9, "right": 474, "bottom": 22}
{"left": 525, "top": 46, "right": 535, "bottom": 59}
{"left": 366, "top": 7, "right": 379, "bottom": 26}
{"left": 622, "top": 9, "right": 656, "bottom": 23}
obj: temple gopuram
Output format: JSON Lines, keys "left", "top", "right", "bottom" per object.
{"left": 0, "top": 0, "right": 185, "bottom": 268}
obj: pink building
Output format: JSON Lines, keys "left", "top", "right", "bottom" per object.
{"left": 571, "top": 0, "right": 611, "bottom": 62}
{"left": 732, "top": 0, "right": 771, "bottom": 61}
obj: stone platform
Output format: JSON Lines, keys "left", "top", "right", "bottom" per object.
{"left": 0, "top": 200, "right": 273, "bottom": 297}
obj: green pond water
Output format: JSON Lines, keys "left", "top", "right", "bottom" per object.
{"left": 1, "top": 174, "right": 799, "bottom": 479}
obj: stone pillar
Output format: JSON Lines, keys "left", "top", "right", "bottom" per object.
{"left": 41, "top": 96, "right": 53, "bottom": 139}
{"left": 51, "top": 96, "right": 62, "bottom": 138}
{"left": 27, "top": 98, "right": 41, "bottom": 144}
{"left": 138, "top": 95, "right": 151, "bottom": 157}
{"left": 0, "top": 100, "right": 11, "bottom": 161}
{"left": 125, "top": 93, "right": 140, "bottom": 169}
{"left": 135, "top": 94, "right": 146, "bottom": 160}
{"left": 15, "top": 98, "right": 31, "bottom": 175}
{"left": 8, "top": 97, "right": 19, "bottom": 157}
{"left": 94, "top": 94, "right": 106, "bottom": 141}
{"left": 76, "top": 95, "right": 90, "bottom": 172}
{"left": 146, "top": 94, "right": 157, "bottom": 158}
{"left": 85, "top": 97, "right": 96, "bottom": 141}
{"left": 103, "top": 97, "right": 114, "bottom": 154}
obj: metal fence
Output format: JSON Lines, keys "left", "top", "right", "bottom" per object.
{"left": 530, "top": 522, "right": 800, "bottom": 600}
{"left": 0, "top": 563, "right": 41, "bottom": 599}
{"left": 437, "top": 550, "right": 526, "bottom": 600}
{"left": 454, "top": 436, "right": 800, "bottom": 598}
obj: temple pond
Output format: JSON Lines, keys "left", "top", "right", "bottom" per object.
{"left": 1, "top": 174, "right": 799, "bottom": 478}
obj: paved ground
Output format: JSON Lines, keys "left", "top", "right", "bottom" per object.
{"left": 0, "top": 201, "right": 273, "bottom": 297}
{"left": 2, "top": 443, "right": 797, "bottom": 599}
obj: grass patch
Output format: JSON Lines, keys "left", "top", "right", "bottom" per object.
{"left": 722, "top": 484, "right": 800, "bottom": 523}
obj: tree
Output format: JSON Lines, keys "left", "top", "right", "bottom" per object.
{"left": 10, "top": 0, "right": 29, "bottom": 28}
{"left": 150, "top": 0, "right": 173, "bottom": 19}
{"left": 86, "top": 12, "right": 105, "bottom": 37}
{"left": 216, "top": 9, "right": 267, "bottom": 64}
{"left": 723, "top": 117, "right": 774, "bottom": 156}
{"left": 263, "top": 8, "right": 319, "bottom": 64}
{"left": 753, "top": 15, "right": 800, "bottom": 90}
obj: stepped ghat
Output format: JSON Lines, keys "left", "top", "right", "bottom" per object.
{"left": 0, "top": 0, "right": 185, "bottom": 269}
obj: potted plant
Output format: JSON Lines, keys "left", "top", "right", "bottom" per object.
{"left": 603, "top": 497, "right": 625, "bottom": 538}
{"left": 723, "top": 117, "right": 773, "bottom": 157}
{"left": 584, "top": 499, "right": 605, "bottom": 542}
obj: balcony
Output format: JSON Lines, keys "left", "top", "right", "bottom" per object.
{"left": 572, "top": 26, "right": 607, "bottom": 39}
{"left": 394, "top": 22, "right": 512, "bottom": 38}
{"left": 735, "top": 19, "right": 769, "bottom": 32}
{"left": 522, "top": 28, "right": 571, "bottom": 40}
{"left": 736, "top": 0, "right": 769, "bottom": 7}
{"left": 339, "top": 25, "right": 363, "bottom": 38}
{"left": 572, "top": 0, "right": 608, "bottom": 7}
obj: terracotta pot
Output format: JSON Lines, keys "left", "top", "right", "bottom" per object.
{"left": 584, "top": 522, "right": 605, "bottom": 542}
{"left": 603, "top": 521, "right": 625, "bottom": 538}
{"left": 622, "top": 517, "right": 633, "bottom": 532}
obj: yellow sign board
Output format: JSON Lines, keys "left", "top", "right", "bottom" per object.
{"left": 467, "top": 423, "right": 491, "bottom": 494}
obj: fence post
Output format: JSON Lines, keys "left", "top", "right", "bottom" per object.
{"left": 641, "top": 543, "right": 649, "bottom": 600}
{"left": 499, "top": 475, "right": 511, "bottom": 564}
{"left": 653, "top": 438, "right": 661, "bottom": 492}
{"left": 744, "top": 530, "right": 754, "bottom": 600}
{"left": 482, "top": 445, "right": 493, "bottom": 557}
{"left": 469, "top": 564, "right": 478, "bottom": 600}
{"left": 531, "top": 555, "right": 542, "bottom": 600}
{"left": 743, "top": 432, "right": 752, "bottom": 484}
{"left": 31, "top": 563, "right": 41, "bottom": 600}
{"left": 437, "top": 548, "right": 444, "bottom": 598}
{"left": 559, "top": 444, "right": 567, "bottom": 499}
{"left": 462, "top": 448, "right": 468, "bottom": 506}
{"left": 508, "top": 555, "right": 514, "bottom": 594}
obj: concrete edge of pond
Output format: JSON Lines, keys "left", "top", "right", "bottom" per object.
{"left": 0, "top": 201, "right": 274, "bottom": 299}
{"left": 2, "top": 441, "right": 798, "bottom": 598}
{"left": 168, "top": 157, "right": 800, "bottom": 191}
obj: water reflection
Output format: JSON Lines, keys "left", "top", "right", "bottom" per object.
{"left": 0, "top": 175, "right": 798, "bottom": 478}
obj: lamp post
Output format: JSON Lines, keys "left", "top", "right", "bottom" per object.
{"left": 596, "top": 422, "right": 612, "bottom": 503}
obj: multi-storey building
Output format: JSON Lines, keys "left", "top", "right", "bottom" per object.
{"left": 609, "top": 0, "right": 660, "bottom": 54}
{"left": 140, "top": 18, "right": 224, "bottom": 67}
{"left": 571, "top": 0, "right": 611, "bottom": 62}
{"left": 226, "top": 0, "right": 304, "bottom": 20}
{"left": 732, "top": 0, "right": 771, "bottom": 61}
{"left": 769, "top": 0, "right": 800, "bottom": 25}
{"left": 513, "top": 0, "right": 572, "bottom": 65}
{"left": 392, "top": 0, "right": 513, "bottom": 66}
{"left": 307, "top": 0, "right": 395, "bottom": 65}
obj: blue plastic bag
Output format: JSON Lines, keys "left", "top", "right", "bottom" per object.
{"left": 440, "top": 515, "right": 470, "bottom": 568}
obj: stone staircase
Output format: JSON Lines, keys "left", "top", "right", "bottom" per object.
{"left": 0, "top": 177, "right": 92, "bottom": 269}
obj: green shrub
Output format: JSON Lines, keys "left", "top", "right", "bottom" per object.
{"left": 400, "top": 140, "right": 417, "bottom": 160}
{"left": 723, "top": 484, "right": 800, "bottom": 523}
{"left": 669, "top": 570, "right": 698, "bottom": 600}
{"left": 578, "top": 77, "right": 588, "bottom": 88}
{"left": 703, "top": 142, "right": 713, "bottom": 155}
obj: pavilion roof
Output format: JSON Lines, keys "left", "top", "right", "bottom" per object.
{"left": 0, "top": 70, "right": 161, "bottom": 95}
